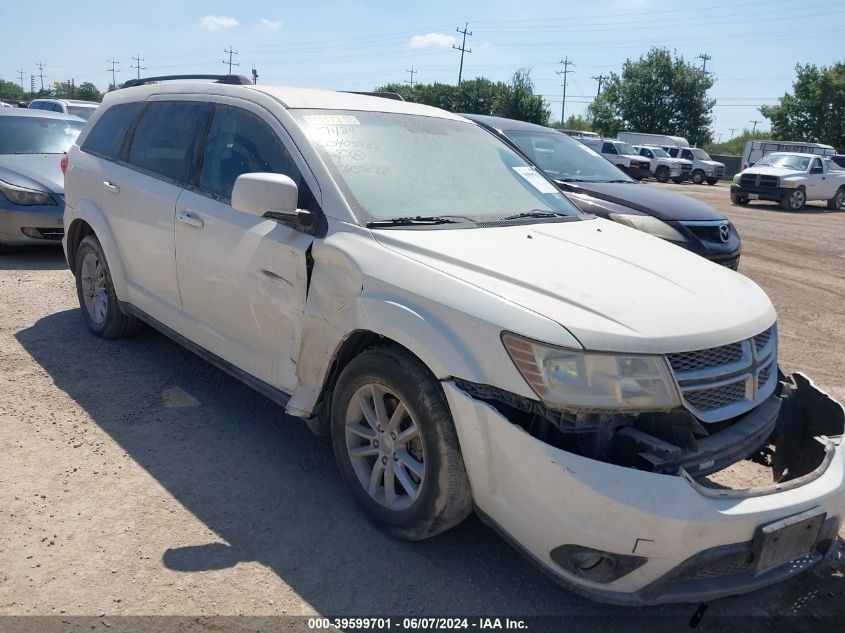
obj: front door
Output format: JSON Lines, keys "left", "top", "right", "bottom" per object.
{"left": 174, "top": 101, "right": 316, "bottom": 394}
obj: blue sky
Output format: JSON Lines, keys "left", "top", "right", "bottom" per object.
{"left": 2, "top": 0, "right": 842, "bottom": 139}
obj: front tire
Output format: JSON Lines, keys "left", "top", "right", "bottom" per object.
{"left": 330, "top": 346, "right": 472, "bottom": 541}
{"left": 827, "top": 187, "right": 844, "bottom": 210}
{"left": 780, "top": 188, "right": 806, "bottom": 212}
{"left": 671, "top": 177, "right": 684, "bottom": 184}
{"left": 74, "top": 235, "right": 144, "bottom": 338}
{"left": 691, "top": 170, "right": 705, "bottom": 185}
{"left": 655, "top": 166, "right": 670, "bottom": 183}
{"left": 706, "top": 178, "right": 719, "bottom": 186}
{"left": 731, "top": 193, "right": 749, "bottom": 205}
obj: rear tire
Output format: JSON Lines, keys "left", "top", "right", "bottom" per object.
{"left": 706, "top": 178, "right": 719, "bottom": 186}
{"left": 74, "top": 235, "right": 144, "bottom": 339}
{"left": 827, "top": 187, "right": 844, "bottom": 210}
{"left": 691, "top": 170, "right": 705, "bottom": 185}
{"left": 780, "top": 188, "right": 806, "bottom": 212}
{"left": 330, "top": 346, "right": 472, "bottom": 541}
{"left": 655, "top": 166, "right": 670, "bottom": 183}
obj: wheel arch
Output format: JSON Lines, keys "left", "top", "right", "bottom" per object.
{"left": 65, "top": 201, "right": 129, "bottom": 300}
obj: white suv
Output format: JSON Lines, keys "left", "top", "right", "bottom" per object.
{"left": 62, "top": 75, "right": 845, "bottom": 605}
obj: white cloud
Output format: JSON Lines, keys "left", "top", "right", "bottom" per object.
{"left": 199, "top": 15, "right": 239, "bottom": 31}
{"left": 256, "top": 18, "right": 283, "bottom": 31}
{"left": 409, "top": 32, "right": 457, "bottom": 49}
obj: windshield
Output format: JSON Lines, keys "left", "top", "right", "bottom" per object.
{"left": 295, "top": 110, "right": 582, "bottom": 223}
{"left": 616, "top": 142, "right": 639, "bottom": 156}
{"left": 67, "top": 105, "right": 96, "bottom": 120}
{"left": 506, "top": 130, "right": 633, "bottom": 183}
{"left": 648, "top": 147, "right": 670, "bottom": 157}
{"left": 754, "top": 154, "right": 811, "bottom": 170}
{"left": 0, "top": 116, "right": 84, "bottom": 154}
{"left": 691, "top": 148, "right": 711, "bottom": 161}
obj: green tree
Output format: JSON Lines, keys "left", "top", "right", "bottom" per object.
{"left": 760, "top": 62, "right": 845, "bottom": 149}
{"left": 588, "top": 48, "right": 715, "bottom": 145}
{"left": 705, "top": 128, "right": 771, "bottom": 156}
{"left": 0, "top": 79, "right": 27, "bottom": 103}
{"left": 493, "top": 70, "right": 549, "bottom": 124}
{"left": 76, "top": 82, "right": 104, "bottom": 102}
{"left": 550, "top": 114, "right": 593, "bottom": 131}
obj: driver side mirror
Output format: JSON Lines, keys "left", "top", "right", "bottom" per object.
{"left": 231, "top": 173, "right": 313, "bottom": 229}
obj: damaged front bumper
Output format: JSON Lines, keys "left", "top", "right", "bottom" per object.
{"left": 444, "top": 372, "right": 845, "bottom": 605}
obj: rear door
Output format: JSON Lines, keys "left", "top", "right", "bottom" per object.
{"left": 108, "top": 100, "right": 212, "bottom": 323}
{"left": 174, "top": 100, "right": 317, "bottom": 393}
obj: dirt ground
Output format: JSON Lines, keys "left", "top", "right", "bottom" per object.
{"left": 1, "top": 182, "right": 845, "bottom": 628}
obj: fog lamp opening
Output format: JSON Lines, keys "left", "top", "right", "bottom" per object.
{"left": 550, "top": 545, "right": 647, "bottom": 584}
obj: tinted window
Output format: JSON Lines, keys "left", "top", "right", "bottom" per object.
{"left": 47, "top": 103, "right": 61, "bottom": 112}
{"left": 128, "top": 101, "right": 211, "bottom": 184}
{"left": 681, "top": 149, "right": 694, "bottom": 160}
{"left": 67, "top": 105, "right": 97, "bottom": 120}
{"left": 199, "top": 105, "right": 301, "bottom": 201}
{"left": 29, "top": 102, "right": 44, "bottom": 110}
{"left": 0, "top": 116, "right": 84, "bottom": 154}
{"left": 82, "top": 102, "right": 145, "bottom": 159}
{"left": 602, "top": 142, "right": 618, "bottom": 154}
{"left": 666, "top": 147, "right": 679, "bottom": 157}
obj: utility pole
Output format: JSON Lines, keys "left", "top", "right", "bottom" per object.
{"left": 728, "top": 128, "right": 737, "bottom": 139}
{"left": 36, "top": 61, "right": 46, "bottom": 91}
{"left": 717, "top": 133, "right": 723, "bottom": 143}
{"left": 30, "top": 75, "right": 35, "bottom": 97}
{"left": 17, "top": 69, "right": 25, "bottom": 95}
{"left": 696, "top": 53, "right": 712, "bottom": 72}
{"left": 591, "top": 74, "right": 605, "bottom": 98}
{"left": 452, "top": 23, "right": 472, "bottom": 85}
{"left": 223, "top": 46, "right": 239, "bottom": 74}
{"left": 251, "top": 66, "right": 258, "bottom": 85}
{"left": 749, "top": 119, "right": 760, "bottom": 133}
{"left": 131, "top": 54, "right": 146, "bottom": 80}
{"left": 556, "top": 57, "right": 575, "bottom": 125}
{"left": 404, "top": 66, "right": 417, "bottom": 89}
{"left": 107, "top": 59, "right": 120, "bottom": 89}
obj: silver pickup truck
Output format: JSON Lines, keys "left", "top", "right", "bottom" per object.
{"left": 731, "top": 152, "right": 845, "bottom": 211}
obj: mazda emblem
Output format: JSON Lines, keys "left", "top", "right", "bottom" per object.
{"left": 719, "top": 223, "right": 730, "bottom": 243}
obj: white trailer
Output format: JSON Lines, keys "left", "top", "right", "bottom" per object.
{"left": 741, "top": 140, "right": 835, "bottom": 171}
{"left": 618, "top": 132, "right": 689, "bottom": 148}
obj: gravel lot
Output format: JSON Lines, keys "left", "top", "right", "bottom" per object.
{"left": 1, "top": 182, "right": 844, "bottom": 627}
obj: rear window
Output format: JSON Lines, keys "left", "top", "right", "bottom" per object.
{"left": 67, "top": 105, "right": 97, "bottom": 120}
{"left": 82, "top": 102, "right": 144, "bottom": 160}
{"left": 127, "top": 101, "right": 212, "bottom": 184}
{"left": 0, "top": 115, "right": 84, "bottom": 154}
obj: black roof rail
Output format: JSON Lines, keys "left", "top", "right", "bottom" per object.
{"left": 121, "top": 74, "right": 253, "bottom": 89}
{"left": 343, "top": 91, "right": 405, "bottom": 101}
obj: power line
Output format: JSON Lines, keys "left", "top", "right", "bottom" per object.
{"left": 555, "top": 56, "right": 575, "bottom": 125}
{"left": 696, "top": 53, "right": 712, "bottom": 72}
{"left": 223, "top": 46, "right": 239, "bottom": 74}
{"left": 17, "top": 69, "right": 25, "bottom": 95}
{"left": 107, "top": 59, "right": 120, "bottom": 88}
{"left": 452, "top": 22, "right": 472, "bottom": 85}
{"left": 404, "top": 66, "right": 417, "bottom": 88}
{"left": 36, "top": 61, "right": 46, "bottom": 91}
{"left": 591, "top": 73, "right": 605, "bottom": 98}
{"left": 131, "top": 54, "right": 146, "bottom": 80}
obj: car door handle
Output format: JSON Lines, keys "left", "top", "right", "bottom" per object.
{"left": 178, "top": 210, "right": 204, "bottom": 229}
{"left": 103, "top": 181, "right": 120, "bottom": 194}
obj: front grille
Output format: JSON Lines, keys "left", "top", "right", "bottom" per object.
{"left": 740, "top": 173, "right": 779, "bottom": 188}
{"left": 36, "top": 228, "right": 64, "bottom": 241}
{"left": 667, "top": 325, "right": 778, "bottom": 423}
{"left": 683, "top": 222, "right": 730, "bottom": 243}
{"left": 668, "top": 343, "right": 743, "bottom": 373}
{"left": 714, "top": 166, "right": 725, "bottom": 177}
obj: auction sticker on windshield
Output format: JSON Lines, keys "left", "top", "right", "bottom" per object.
{"left": 303, "top": 115, "right": 361, "bottom": 126}
{"left": 513, "top": 166, "right": 561, "bottom": 194}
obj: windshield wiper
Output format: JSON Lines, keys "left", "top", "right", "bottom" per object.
{"left": 555, "top": 177, "right": 585, "bottom": 182}
{"left": 366, "top": 215, "right": 465, "bottom": 228}
{"left": 501, "top": 209, "right": 572, "bottom": 221}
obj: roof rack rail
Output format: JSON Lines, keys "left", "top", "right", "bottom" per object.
{"left": 121, "top": 74, "right": 253, "bottom": 89}
{"left": 343, "top": 91, "right": 405, "bottom": 101}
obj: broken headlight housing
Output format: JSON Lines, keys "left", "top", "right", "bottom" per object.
{"left": 502, "top": 332, "right": 681, "bottom": 412}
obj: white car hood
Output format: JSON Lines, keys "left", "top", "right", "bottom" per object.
{"left": 742, "top": 165, "right": 800, "bottom": 177}
{"left": 372, "top": 218, "right": 775, "bottom": 354}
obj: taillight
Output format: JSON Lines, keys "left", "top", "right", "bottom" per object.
{"left": 60, "top": 153, "right": 68, "bottom": 175}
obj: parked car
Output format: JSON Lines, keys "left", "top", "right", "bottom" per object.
{"left": 63, "top": 75, "right": 845, "bottom": 606}
{"left": 731, "top": 152, "right": 845, "bottom": 211}
{"left": 741, "top": 140, "right": 835, "bottom": 172}
{"left": 631, "top": 144, "right": 691, "bottom": 183}
{"left": 0, "top": 109, "right": 84, "bottom": 252}
{"left": 29, "top": 98, "right": 99, "bottom": 121}
{"left": 579, "top": 137, "right": 652, "bottom": 180}
{"left": 0, "top": 101, "right": 13, "bottom": 108}
{"left": 618, "top": 132, "right": 726, "bottom": 185}
{"left": 464, "top": 114, "right": 741, "bottom": 269}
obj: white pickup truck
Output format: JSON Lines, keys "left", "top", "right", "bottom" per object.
{"left": 731, "top": 152, "right": 845, "bottom": 211}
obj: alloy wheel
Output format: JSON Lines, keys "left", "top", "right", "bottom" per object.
{"left": 80, "top": 252, "right": 108, "bottom": 325}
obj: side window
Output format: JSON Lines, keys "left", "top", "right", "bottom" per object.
{"left": 198, "top": 104, "right": 303, "bottom": 203}
{"left": 642, "top": 149, "right": 653, "bottom": 158}
{"left": 127, "top": 101, "right": 212, "bottom": 184}
{"left": 681, "top": 149, "right": 694, "bottom": 160}
{"left": 82, "top": 101, "right": 145, "bottom": 160}
{"left": 602, "top": 142, "right": 617, "bottom": 154}
{"left": 810, "top": 158, "right": 822, "bottom": 172}
{"left": 30, "top": 102, "right": 44, "bottom": 110}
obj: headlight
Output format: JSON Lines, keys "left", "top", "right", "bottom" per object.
{"left": 502, "top": 333, "right": 681, "bottom": 412}
{"left": 0, "top": 180, "right": 56, "bottom": 206}
{"left": 782, "top": 180, "right": 798, "bottom": 188}
{"left": 732, "top": 174, "right": 741, "bottom": 184}
{"left": 608, "top": 213, "right": 688, "bottom": 242}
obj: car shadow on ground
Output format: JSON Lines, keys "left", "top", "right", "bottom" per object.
{"left": 14, "top": 309, "right": 845, "bottom": 622}
{"left": 0, "top": 246, "right": 68, "bottom": 271}
{"left": 738, "top": 202, "right": 845, "bottom": 216}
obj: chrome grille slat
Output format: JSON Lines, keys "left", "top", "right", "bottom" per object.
{"left": 667, "top": 325, "right": 778, "bottom": 423}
